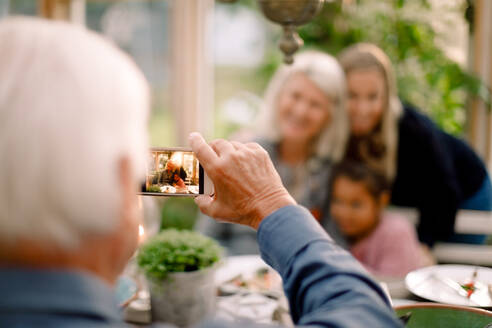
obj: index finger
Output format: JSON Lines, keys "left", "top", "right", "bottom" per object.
{"left": 189, "top": 132, "right": 218, "bottom": 169}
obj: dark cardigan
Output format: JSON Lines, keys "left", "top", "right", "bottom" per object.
{"left": 391, "top": 106, "right": 487, "bottom": 246}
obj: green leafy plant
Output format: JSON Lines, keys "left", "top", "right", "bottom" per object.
{"left": 137, "top": 229, "right": 223, "bottom": 280}
{"left": 147, "top": 185, "right": 162, "bottom": 193}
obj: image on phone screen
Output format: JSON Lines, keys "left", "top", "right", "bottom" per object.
{"left": 140, "top": 148, "right": 203, "bottom": 196}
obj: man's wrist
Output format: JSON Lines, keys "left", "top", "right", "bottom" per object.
{"left": 249, "top": 189, "right": 296, "bottom": 230}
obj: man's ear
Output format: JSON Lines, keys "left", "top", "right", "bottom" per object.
{"left": 118, "top": 156, "right": 139, "bottom": 233}
{"left": 119, "top": 156, "right": 132, "bottom": 199}
{"left": 378, "top": 191, "right": 390, "bottom": 209}
{"left": 109, "top": 156, "right": 140, "bottom": 276}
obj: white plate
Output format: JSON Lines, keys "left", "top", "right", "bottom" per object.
{"left": 215, "top": 255, "right": 272, "bottom": 285}
{"left": 214, "top": 255, "right": 283, "bottom": 324}
{"left": 405, "top": 264, "right": 492, "bottom": 307}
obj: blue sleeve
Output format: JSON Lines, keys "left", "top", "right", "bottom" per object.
{"left": 257, "top": 205, "right": 403, "bottom": 328}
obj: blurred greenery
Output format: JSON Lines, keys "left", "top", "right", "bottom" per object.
{"left": 254, "top": 0, "right": 491, "bottom": 136}
{"left": 137, "top": 228, "right": 222, "bottom": 280}
{"left": 149, "top": 105, "right": 175, "bottom": 146}
{"left": 214, "top": 66, "right": 268, "bottom": 138}
{"left": 159, "top": 197, "right": 199, "bottom": 231}
{"left": 6, "top": 0, "right": 37, "bottom": 15}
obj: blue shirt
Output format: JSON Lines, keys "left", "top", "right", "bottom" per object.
{"left": 0, "top": 205, "right": 403, "bottom": 327}
{"left": 0, "top": 268, "right": 123, "bottom": 327}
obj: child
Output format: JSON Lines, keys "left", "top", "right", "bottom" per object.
{"left": 172, "top": 171, "right": 187, "bottom": 192}
{"left": 329, "top": 161, "right": 427, "bottom": 277}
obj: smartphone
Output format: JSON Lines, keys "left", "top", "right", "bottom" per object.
{"left": 139, "top": 147, "right": 213, "bottom": 196}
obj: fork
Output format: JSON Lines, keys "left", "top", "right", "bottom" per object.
{"left": 432, "top": 274, "right": 486, "bottom": 306}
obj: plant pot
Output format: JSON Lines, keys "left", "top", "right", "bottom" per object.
{"left": 148, "top": 265, "right": 217, "bottom": 327}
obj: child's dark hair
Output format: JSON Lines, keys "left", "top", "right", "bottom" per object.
{"left": 329, "top": 161, "right": 390, "bottom": 200}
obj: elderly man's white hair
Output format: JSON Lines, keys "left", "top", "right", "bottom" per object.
{"left": 0, "top": 17, "right": 149, "bottom": 248}
{"left": 255, "top": 51, "right": 348, "bottom": 161}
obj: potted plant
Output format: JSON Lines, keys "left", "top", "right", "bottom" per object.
{"left": 137, "top": 229, "right": 223, "bottom": 326}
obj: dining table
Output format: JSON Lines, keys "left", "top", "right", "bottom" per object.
{"left": 122, "top": 255, "right": 292, "bottom": 326}
{"left": 120, "top": 255, "right": 492, "bottom": 327}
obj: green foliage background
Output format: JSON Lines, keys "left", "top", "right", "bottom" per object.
{"left": 256, "top": 0, "right": 490, "bottom": 136}
{"left": 159, "top": 197, "right": 199, "bottom": 231}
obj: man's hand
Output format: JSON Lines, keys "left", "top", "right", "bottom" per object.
{"left": 189, "top": 132, "right": 296, "bottom": 230}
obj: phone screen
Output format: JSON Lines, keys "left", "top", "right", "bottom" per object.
{"left": 140, "top": 148, "right": 203, "bottom": 196}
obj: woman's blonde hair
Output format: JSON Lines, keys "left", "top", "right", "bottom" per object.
{"left": 338, "top": 43, "right": 403, "bottom": 181}
{"left": 255, "top": 51, "right": 349, "bottom": 162}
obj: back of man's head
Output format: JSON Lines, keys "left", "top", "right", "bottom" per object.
{"left": 0, "top": 17, "right": 149, "bottom": 251}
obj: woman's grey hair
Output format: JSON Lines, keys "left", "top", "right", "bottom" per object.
{"left": 255, "top": 51, "right": 349, "bottom": 161}
{"left": 0, "top": 17, "right": 150, "bottom": 248}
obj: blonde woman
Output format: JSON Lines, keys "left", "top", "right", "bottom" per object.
{"left": 338, "top": 43, "right": 491, "bottom": 246}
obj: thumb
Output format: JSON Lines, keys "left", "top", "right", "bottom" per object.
{"left": 194, "top": 195, "right": 216, "bottom": 217}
